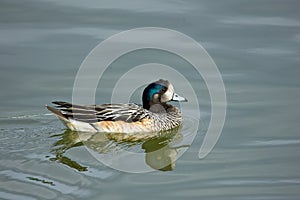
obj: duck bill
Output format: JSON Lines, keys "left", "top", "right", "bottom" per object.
{"left": 172, "top": 93, "right": 188, "bottom": 102}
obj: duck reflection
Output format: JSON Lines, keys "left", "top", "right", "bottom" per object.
{"left": 50, "top": 127, "right": 188, "bottom": 172}
{"left": 142, "top": 136, "right": 179, "bottom": 171}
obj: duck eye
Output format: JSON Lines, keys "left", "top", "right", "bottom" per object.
{"left": 161, "top": 88, "right": 167, "bottom": 92}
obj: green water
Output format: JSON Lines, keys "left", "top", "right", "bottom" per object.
{"left": 1, "top": 0, "right": 300, "bottom": 199}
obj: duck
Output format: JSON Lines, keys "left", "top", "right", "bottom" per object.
{"left": 46, "top": 79, "right": 187, "bottom": 139}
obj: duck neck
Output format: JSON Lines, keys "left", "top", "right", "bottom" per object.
{"left": 144, "top": 101, "right": 175, "bottom": 113}
{"left": 142, "top": 97, "right": 150, "bottom": 110}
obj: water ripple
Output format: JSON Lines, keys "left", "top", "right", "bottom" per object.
{"left": 211, "top": 178, "right": 300, "bottom": 186}
{"left": 243, "top": 139, "right": 300, "bottom": 147}
{"left": 221, "top": 16, "right": 300, "bottom": 27}
{"left": 0, "top": 170, "right": 91, "bottom": 198}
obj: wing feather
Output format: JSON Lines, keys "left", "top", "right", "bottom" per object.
{"left": 52, "top": 101, "right": 149, "bottom": 123}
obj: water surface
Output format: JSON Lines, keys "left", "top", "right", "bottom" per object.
{"left": 1, "top": 0, "right": 300, "bottom": 199}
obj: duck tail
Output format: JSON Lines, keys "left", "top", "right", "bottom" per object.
{"left": 45, "top": 105, "right": 66, "bottom": 119}
{"left": 46, "top": 104, "right": 77, "bottom": 130}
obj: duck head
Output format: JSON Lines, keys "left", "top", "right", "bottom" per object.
{"left": 142, "top": 79, "right": 187, "bottom": 110}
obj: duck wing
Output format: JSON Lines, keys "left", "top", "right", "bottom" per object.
{"left": 50, "top": 101, "right": 149, "bottom": 123}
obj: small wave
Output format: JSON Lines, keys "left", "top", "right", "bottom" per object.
{"left": 243, "top": 139, "right": 300, "bottom": 147}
